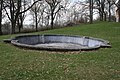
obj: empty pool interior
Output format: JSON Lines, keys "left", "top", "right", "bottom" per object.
{"left": 10, "top": 35, "right": 111, "bottom": 51}
{"left": 34, "top": 43, "right": 88, "bottom": 49}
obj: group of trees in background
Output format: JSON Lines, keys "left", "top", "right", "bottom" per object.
{"left": 0, "top": 0, "right": 120, "bottom": 35}
{"left": 89, "top": 0, "right": 120, "bottom": 23}
{"left": 0, "top": 0, "right": 41, "bottom": 34}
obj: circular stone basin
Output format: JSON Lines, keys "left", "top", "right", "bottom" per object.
{"left": 8, "top": 34, "right": 110, "bottom": 51}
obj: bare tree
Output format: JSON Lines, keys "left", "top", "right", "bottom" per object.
{"left": 105, "top": 0, "right": 116, "bottom": 22}
{"left": 107, "top": 0, "right": 112, "bottom": 21}
{"left": 109, "top": 0, "right": 120, "bottom": 22}
{"left": 64, "top": 1, "right": 89, "bottom": 25}
{"left": 4, "top": 0, "right": 21, "bottom": 34}
{"left": 30, "top": 0, "right": 47, "bottom": 31}
{"left": 117, "top": 0, "right": 120, "bottom": 22}
{"left": 4, "top": 0, "right": 41, "bottom": 34}
{"left": 75, "top": 0, "right": 93, "bottom": 23}
{"left": 45, "top": 0, "right": 63, "bottom": 29}
{"left": 53, "top": 0, "right": 70, "bottom": 26}
{"left": 17, "top": 0, "right": 27, "bottom": 32}
{"left": 0, "top": 0, "right": 3, "bottom": 35}
{"left": 95, "top": 0, "right": 106, "bottom": 21}
{"left": 89, "top": 0, "right": 93, "bottom": 23}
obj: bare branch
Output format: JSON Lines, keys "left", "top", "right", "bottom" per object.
{"left": 19, "top": 0, "right": 42, "bottom": 14}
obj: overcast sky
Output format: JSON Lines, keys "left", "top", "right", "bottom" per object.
{"left": 70, "top": 0, "right": 85, "bottom": 2}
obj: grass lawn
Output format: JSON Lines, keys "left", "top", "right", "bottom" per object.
{"left": 0, "top": 22, "right": 120, "bottom": 80}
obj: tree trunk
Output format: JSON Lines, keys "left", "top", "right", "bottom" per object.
{"left": 119, "top": 10, "right": 120, "bottom": 22}
{"left": 20, "top": 19, "right": 23, "bottom": 33}
{"left": 101, "top": 11, "right": 104, "bottom": 21}
{"left": 0, "top": 0, "right": 3, "bottom": 35}
{"left": 11, "top": 22, "right": 16, "bottom": 34}
{"left": 118, "top": 0, "right": 120, "bottom": 22}
{"left": 35, "top": 13, "right": 38, "bottom": 32}
{"left": 0, "top": 13, "right": 2, "bottom": 35}
{"left": 19, "top": 15, "right": 23, "bottom": 33}
{"left": 108, "top": 2, "right": 111, "bottom": 22}
{"left": 51, "top": 12, "right": 54, "bottom": 29}
{"left": 17, "top": 18, "right": 23, "bottom": 33}
{"left": 99, "top": 10, "right": 102, "bottom": 21}
{"left": 17, "top": 19, "right": 20, "bottom": 33}
{"left": 104, "top": 12, "right": 107, "bottom": 21}
{"left": 89, "top": 0, "right": 93, "bottom": 24}
{"left": 19, "top": 25, "right": 21, "bottom": 33}
{"left": 0, "top": 22, "right": 2, "bottom": 35}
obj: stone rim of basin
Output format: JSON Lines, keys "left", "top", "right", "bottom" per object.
{"left": 4, "top": 34, "right": 111, "bottom": 51}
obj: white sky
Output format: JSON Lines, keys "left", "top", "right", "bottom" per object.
{"left": 70, "top": 0, "right": 85, "bottom": 2}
